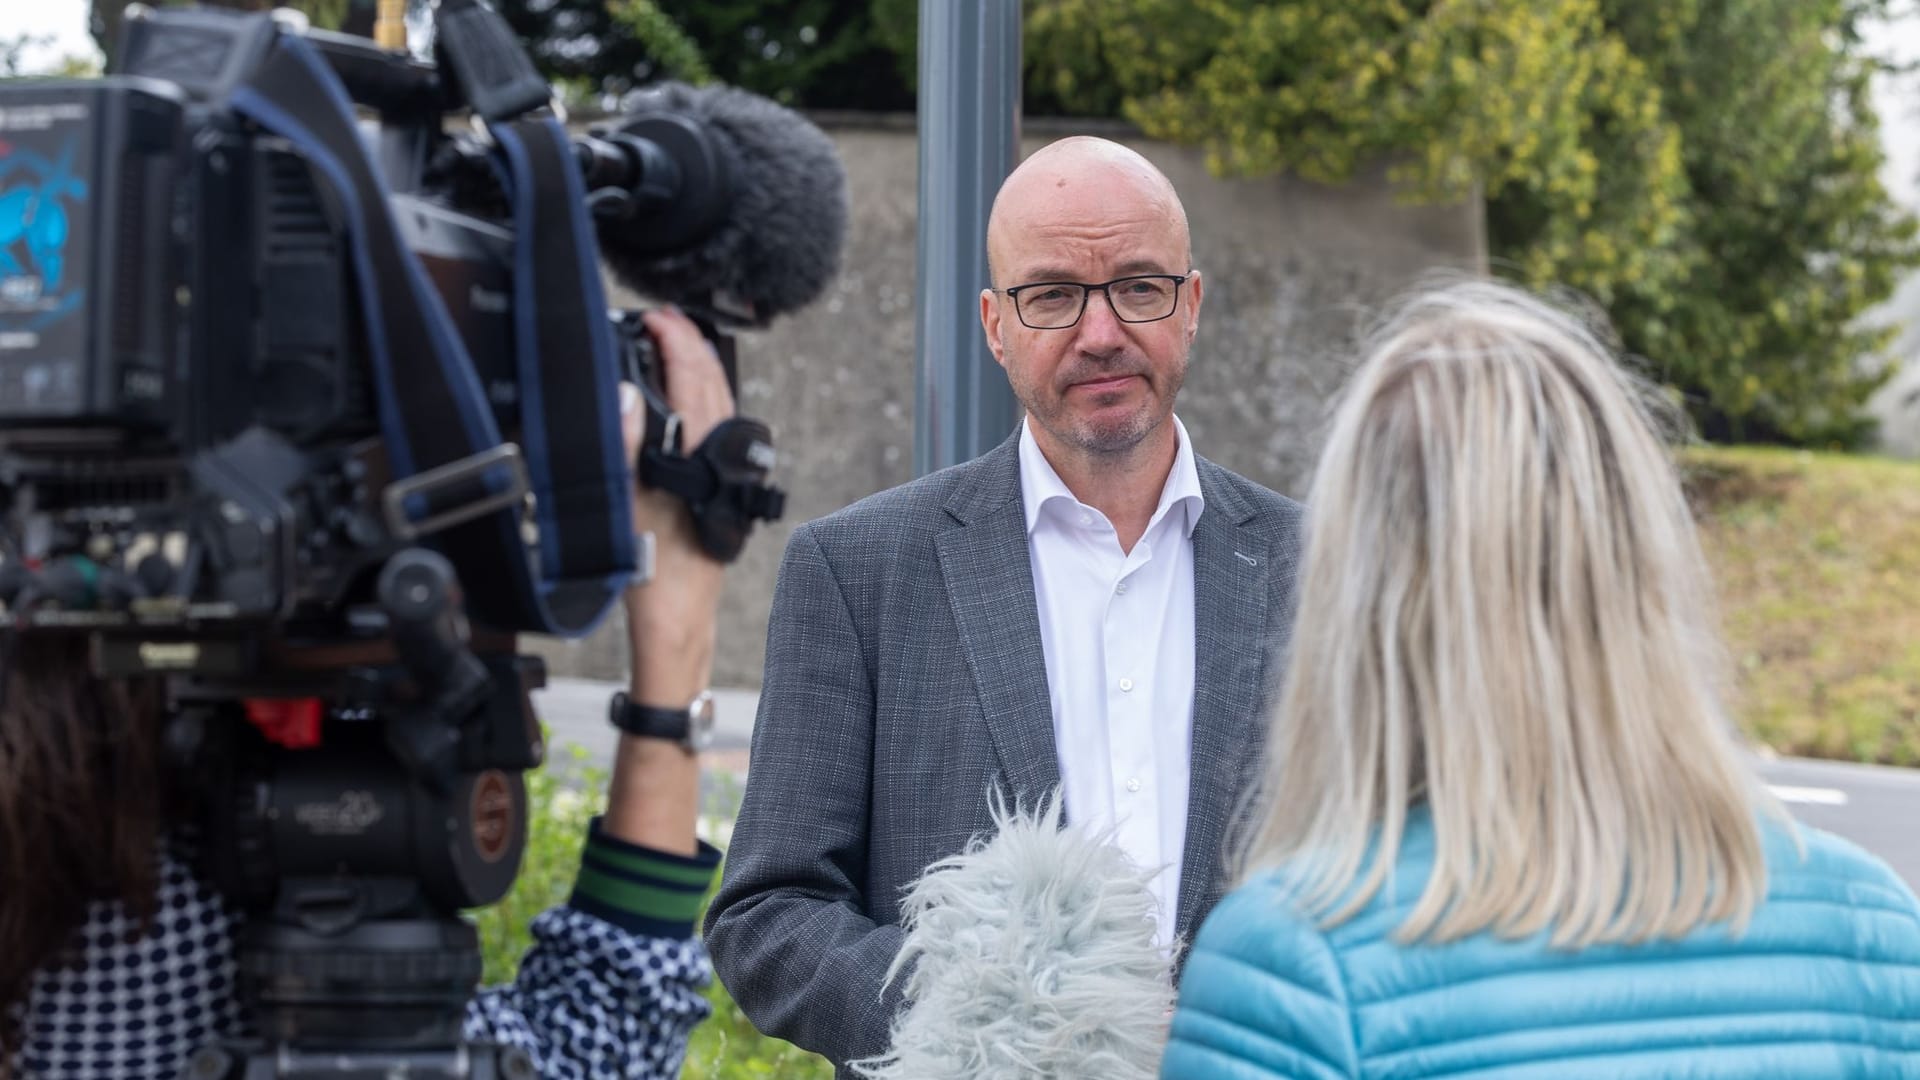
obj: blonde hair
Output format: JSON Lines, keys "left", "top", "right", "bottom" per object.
{"left": 1241, "top": 279, "right": 1777, "bottom": 948}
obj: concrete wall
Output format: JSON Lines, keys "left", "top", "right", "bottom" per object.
{"left": 1867, "top": 41, "right": 1920, "bottom": 458}
{"left": 525, "top": 116, "right": 1487, "bottom": 688}
{"left": 1867, "top": 272, "right": 1920, "bottom": 456}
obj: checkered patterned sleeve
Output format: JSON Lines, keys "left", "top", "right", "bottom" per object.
{"left": 12, "top": 822, "right": 719, "bottom": 1080}
{"left": 463, "top": 817, "right": 722, "bottom": 1080}
{"left": 9, "top": 851, "right": 251, "bottom": 1080}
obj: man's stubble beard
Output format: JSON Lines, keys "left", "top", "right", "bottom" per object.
{"left": 1014, "top": 348, "right": 1189, "bottom": 460}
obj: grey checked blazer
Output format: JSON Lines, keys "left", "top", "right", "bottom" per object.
{"left": 704, "top": 430, "right": 1304, "bottom": 1074}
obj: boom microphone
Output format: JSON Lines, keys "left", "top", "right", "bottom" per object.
{"left": 852, "top": 797, "right": 1175, "bottom": 1080}
{"left": 579, "top": 81, "right": 850, "bottom": 324}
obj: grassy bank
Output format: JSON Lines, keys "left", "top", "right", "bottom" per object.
{"left": 1684, "top": 445, "right": 1920, "bottom": 767}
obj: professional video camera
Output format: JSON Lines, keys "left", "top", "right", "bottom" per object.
{"left": 0, "top": 1, "right": 845, "bottom": 1075}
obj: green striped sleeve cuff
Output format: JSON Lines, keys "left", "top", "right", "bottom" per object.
{"left": 568, "top": 815, "right": 721, "bottom": 939}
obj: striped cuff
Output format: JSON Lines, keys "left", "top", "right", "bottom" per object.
{"left": 568, "top": 816, "right": 721, "bottom": 939}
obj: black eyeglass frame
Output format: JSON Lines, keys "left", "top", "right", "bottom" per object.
{"left": 997, "top": 273, "right": 1192, "bottom": 330}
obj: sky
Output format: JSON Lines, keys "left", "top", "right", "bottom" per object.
{"left": 1872, "top": 13, "right": 1920, "bottom": 209}
{"left": 14, "top": 0, "right": 101, "bottom": 72}
{"left": 16, "top": 0, "right": 1920, "bottom": 208}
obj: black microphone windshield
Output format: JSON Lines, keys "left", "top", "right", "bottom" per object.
{"left": 594, "top": 82, "right": 849, "bottom": 324}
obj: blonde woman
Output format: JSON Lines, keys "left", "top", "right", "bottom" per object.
{"left": 1160, "top": 282, "right": 1920, "bottom": 1079}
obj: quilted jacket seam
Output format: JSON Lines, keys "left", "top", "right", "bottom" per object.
{"left": 1333, "top": 890, "right": 1920, "bottom": 955}
{"left": 1192, "top": 948, "right": 1331, "bottom": 1007}
{"left": 1366, "top": 1006, "right": 1920, "bottom": 1072}
{"left": 1346, "top": 950, "right": 1920, "bottom": 1011}
{"left": 1327, "top": 925, "right": 1362, "bottom": 1079}
{"left": 1401, "top": 1033, "right": 1920, "bottom": 1080}
{"left": 1173, "top": 986, "right": 1355, "bottom": 1080}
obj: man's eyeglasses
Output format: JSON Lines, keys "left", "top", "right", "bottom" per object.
{"left": 997, "top": 274, "right": 1191, "bottom": 330}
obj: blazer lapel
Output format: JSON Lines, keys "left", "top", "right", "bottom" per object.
{"left": 1175, "top": 462, "right": 1273, "bottom": 944}
{"left": 933, "top": 434, "right": 1063, "bottom": 807}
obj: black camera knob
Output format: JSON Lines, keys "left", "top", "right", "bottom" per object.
{"left": 135, "top": 552, "right": 176, "bottom": 597}
{"left": 379, "top": 549, "right": 456, "bottom": 621}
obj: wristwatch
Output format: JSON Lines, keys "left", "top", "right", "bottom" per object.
{"left": 608, "top": 688, "right": 715, "bottom": 754}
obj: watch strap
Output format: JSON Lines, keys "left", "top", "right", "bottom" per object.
{"left": 608, "top": 690, "right": 691, "bottom": 741}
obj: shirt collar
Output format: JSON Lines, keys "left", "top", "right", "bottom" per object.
{"left": 1018, "top": 416, "right": 1205, "bottom": 539}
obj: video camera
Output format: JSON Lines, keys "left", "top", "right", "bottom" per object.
{"left": 0, "top": 2, "right": 845, "bottom": 1075}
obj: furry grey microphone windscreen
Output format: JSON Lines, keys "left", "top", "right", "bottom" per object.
{"left": 851, "top": 797, "right": 1175, "bottom": 1080}
{"left": 598, "top": 82, "right": 849, "bottom": 320}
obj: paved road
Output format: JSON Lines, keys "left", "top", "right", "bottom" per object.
{"left": 532, "top": 677, "right": 1920, "bottom": 891}
{"left": 1755, "top": 752, "right": 1920, "bottom": 889}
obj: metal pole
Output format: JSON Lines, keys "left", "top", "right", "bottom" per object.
{"left": 914, "top": 0, "right": 1023, "bottom": 477}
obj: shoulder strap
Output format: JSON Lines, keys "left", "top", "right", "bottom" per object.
{"left": 227, "top": 32, "right": 635, "bottom": 636}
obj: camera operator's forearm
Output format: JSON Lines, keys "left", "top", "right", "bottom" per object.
{"left": 622, "top": 572, "right": 718, "bottom": 709}
{"left": 604, "top": 737, "right": 701, "bottom": 857}
{"left": 600, "top": 574, "right": 719, "bottom": 856}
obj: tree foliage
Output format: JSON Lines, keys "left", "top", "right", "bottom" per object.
{"left": 74, "top": 0, "right": 1915, "bottom": 443}
{"left": 1022, "top": 0, "right": 1920, "bottom": 445}
{"left": 83, "top": 0, "right": 912, "bottom": 109}
{"left": 1599, "top": 0, "right": 1920, "bottom": 443}
{"left": 487, "top": 0, "right": 912, "bottom": 109}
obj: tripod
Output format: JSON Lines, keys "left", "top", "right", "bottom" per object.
{"left": 172, "top": 549, "right": 544, "bottom": 1079}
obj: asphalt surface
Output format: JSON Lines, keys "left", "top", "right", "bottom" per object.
{"left": 532, "top": 676, "right": 1920, "bottom": 891}
{"left": 1753, "top": 752, "right": 1920, "bottom": 889}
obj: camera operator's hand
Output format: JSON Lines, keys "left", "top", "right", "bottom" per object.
{"left": 620, "top": 307, "right": 732, "bottom": 615}
{"left": 603, "top": 306, "right": 736, "bottom": 856}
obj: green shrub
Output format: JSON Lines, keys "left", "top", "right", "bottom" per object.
{"left": 472, "top": 741, "right": 602, "bottom": 985}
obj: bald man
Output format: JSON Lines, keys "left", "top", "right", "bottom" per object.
{"left": 704, "top": 137, "right": 1303, "bottom": 1074}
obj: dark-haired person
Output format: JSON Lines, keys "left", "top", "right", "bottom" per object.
{"left": 1, "top": 308, "right": 735, "bottom": 1080}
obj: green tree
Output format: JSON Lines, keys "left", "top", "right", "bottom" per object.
{"left": 80, "top": 0, "right": 908, "bottom": 108}
{"left": 660, "top": 0, "right": 910, "bottom": 109}
{"left": 490, "top": 0, "right": 912, "bottom": 109}
{"left": 1021, "top": 0, "right": 1920, "bottom": 446}
{"left": 1598, "top": 0, "right": 1920, "bottom": 443}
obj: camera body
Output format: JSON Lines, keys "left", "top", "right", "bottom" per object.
{"left": 0, "top": 68, "right": 561, "bottom": 667}
{"left": 0, "top": 6, "right": 822, "bottom": 1063}
{"left": 0, "top": 10, "right": 650, "bottom": 1063}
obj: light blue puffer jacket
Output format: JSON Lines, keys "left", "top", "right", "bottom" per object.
{"left": 1161, "top": 810, "right": 1920, "bottom": 1079}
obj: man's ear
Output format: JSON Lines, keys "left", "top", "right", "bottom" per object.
{"left": 980, "top": 288, "right": 1009, "bottom": 368}
{"left": 1183, "top": 270, "right": 1204, "bottom": 347}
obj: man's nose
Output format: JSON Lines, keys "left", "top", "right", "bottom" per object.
{"left": 1074, "top": 286, "right": 1130, "bottom": 350}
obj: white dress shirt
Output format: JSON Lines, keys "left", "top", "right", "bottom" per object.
{"left": 1019, "top": 416, "right": 1203, "bottom": 951}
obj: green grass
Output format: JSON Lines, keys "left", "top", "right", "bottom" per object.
{"left": 1683, "top": 445, "right": 1920, "bottom": 766}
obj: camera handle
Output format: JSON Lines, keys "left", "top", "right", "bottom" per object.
{"left": 619, "top": 312, "right": 786, "bottom": 563}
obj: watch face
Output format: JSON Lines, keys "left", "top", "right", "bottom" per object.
{"left": 687, "top": 690, "right": 717, "bottom": 752}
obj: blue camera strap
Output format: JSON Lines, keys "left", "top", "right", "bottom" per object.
{"left": 227, "top": 33, "right": 636, "bottom": 638}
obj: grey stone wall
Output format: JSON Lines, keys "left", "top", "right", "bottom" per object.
{"left": 1867, "top": 272, "right": 1920, "bottom": 456}
{"left": 525, "top": 117, "right": 1486, "bottom": 688}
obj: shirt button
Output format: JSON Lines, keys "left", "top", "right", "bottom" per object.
{"left": 1119, "top": 677, "right": 1134, "bottom": 692}
{"left": 1125, "top": 777, "right": 1142, "bottom": 793}
{"left": 1080, "top": 511, "right": 1093, "bottom": 526}
{"left": 1115, "top": 582, "right": 1129, "bottom": 595}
